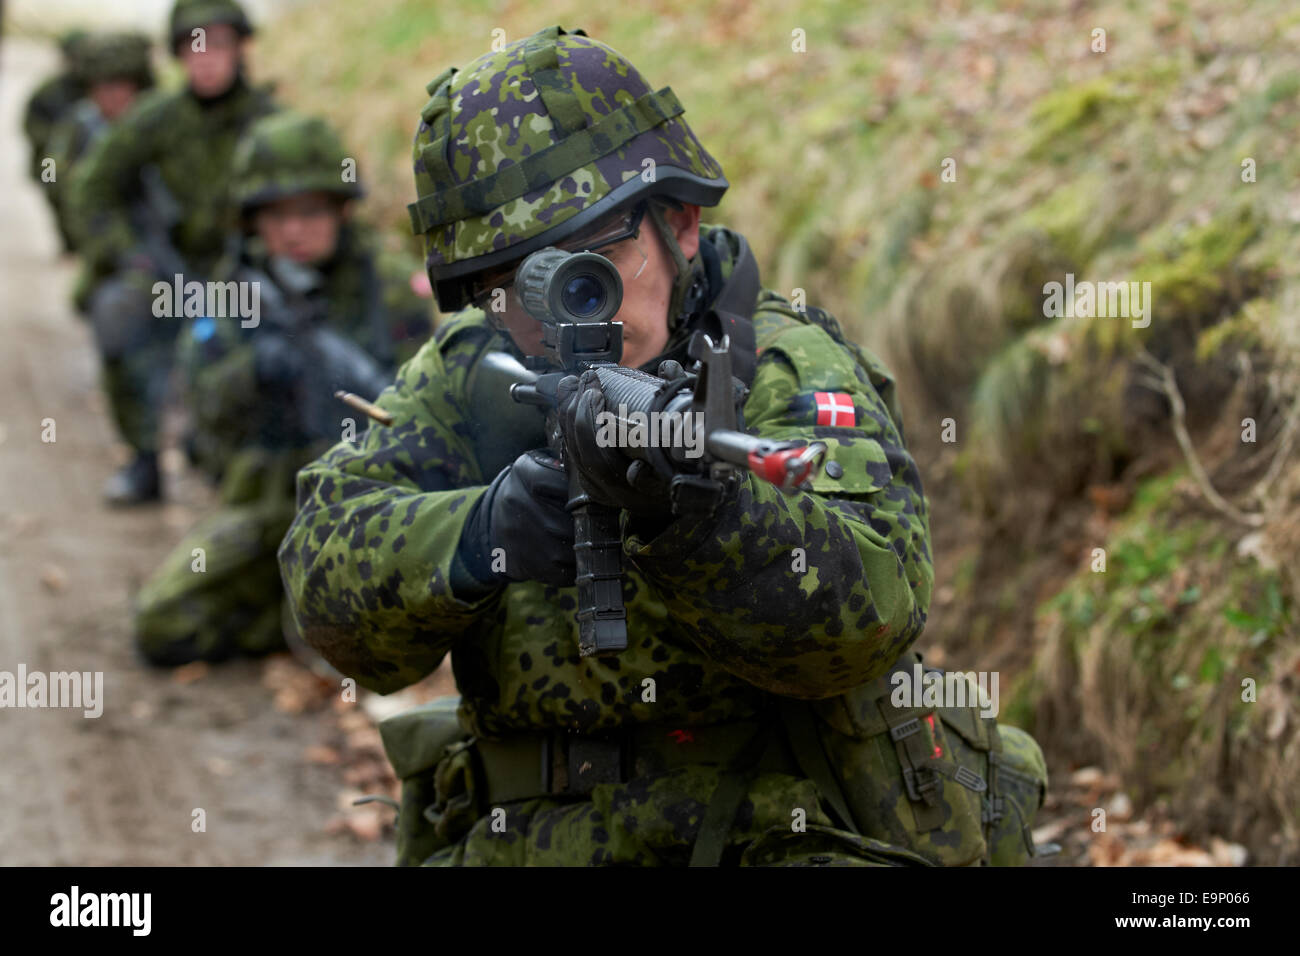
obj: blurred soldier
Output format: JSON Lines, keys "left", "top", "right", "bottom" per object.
{"left": 67, "top": 0, "right": 277, "bottom": 506}
{"left": 23, "top": 29, "right": 89, "bottom": 250}
{"left": 45, "top": 32, "right": 155, "bottom": 263}
{"left": 278, "top": 27, "right": 1047, "bottom": 866}
{"left": 133, "top": 111, "right": 433, "bottom": 667}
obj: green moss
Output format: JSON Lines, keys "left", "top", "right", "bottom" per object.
{"left": 1027, "top": 78, "right": 1136, "bottom": 156}
{"left": 1265, "top": 71, "right": 1300, "bottom": 103}
{"left": 1195, "top": 298, "right": 1271, "bottom": 361}
{"left": 1016, "top": 173, "right": 1109, "bottom": 265}
{"left": 1136, "top": 206, "right": 1263, "bottom": 326}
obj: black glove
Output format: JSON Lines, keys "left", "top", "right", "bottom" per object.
{"left": 455, "top": 449, "right": 575, "bottom": 587}
{"left": 555, "top": 370, "right": 673, "bottom": 516}
{"left": 252, "top": 333, "right": 304, "bottom": 388}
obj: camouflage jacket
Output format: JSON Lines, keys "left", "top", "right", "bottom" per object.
{"left": 66, "top": 77, "right": 277, "bottom": 284}
{"left": 279, "top": 224, "right": 934, "bottom": 740}
{"left": 45, "top": 100, "right": 110, "bottom": 255}
{"left": 179, "top": 223, "right": 433, "bottom": 481}
{"left": 23, "top": 72, "right": 84, "bottom": 181}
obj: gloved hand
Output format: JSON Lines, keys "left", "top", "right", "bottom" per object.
{"left": 555, "top": 370, "right": 674, "bottom": 516}
{"left": 252, "top": 333, "right": 304, "bottom": 388}
{"left": 455, "top": 449, "right": 576, "bottom": 587}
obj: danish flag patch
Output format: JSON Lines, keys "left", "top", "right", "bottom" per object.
{"left": 814, "top": 391, "right": 857, "bottom": 427}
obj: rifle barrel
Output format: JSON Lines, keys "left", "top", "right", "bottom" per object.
{"left": 334, "top": 390, "right": 394, "bottom": 426}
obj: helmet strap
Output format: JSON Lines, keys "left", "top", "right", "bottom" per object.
{"left": 648, "top": 201, "right": 703, "bottom": 333}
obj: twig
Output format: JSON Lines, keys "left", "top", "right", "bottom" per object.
{"left": 1134, "top": 348, "right": 1265, "bottom": 527}
{"left": 1249, "top": 375, "right": 1300, "bottom": 503}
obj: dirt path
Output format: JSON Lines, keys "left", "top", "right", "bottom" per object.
{"left": 0, "top": 37, "right": 388, "bottom": 866}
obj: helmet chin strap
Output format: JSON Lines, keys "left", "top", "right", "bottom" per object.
{"left": 647, "top": 201, "right": 704, "bottom": 333}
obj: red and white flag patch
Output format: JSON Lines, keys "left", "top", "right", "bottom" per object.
{"left": 814, "top": 391, "right": 856, "bottom": 427}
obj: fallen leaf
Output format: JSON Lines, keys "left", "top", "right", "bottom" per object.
{"left": 304, "top": 745, "right": 342, "bottom": 765}
{"left": 40, "top": 564, "right": 67, "bottom": 592}
{"left": 325, "top": 812, "right": 384, "bottom": 842}
{"left": 1209, "top": 837, "right": 1248, "bottom": 867}
{"left": 1087, "top": 833, "right": 1127, "bottom": 867}
{"left": 1107, "top": 792, "right": 1134, "bottom": 822}
{"left": 1132, "top": 838, "right": 1212, "bottom": 867}
{"left": 1070, "top": 766, "right": 1106, "bottom": 787}
{"left": 1031, "top": 817, "right": 1071, "bottom": 845}
{"left": 173, "top": 661, "right": 210, "bottom": 685}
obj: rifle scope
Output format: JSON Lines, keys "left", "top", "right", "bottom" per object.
{"left": 517, "top": 248, "right": 623, "bottom": 326}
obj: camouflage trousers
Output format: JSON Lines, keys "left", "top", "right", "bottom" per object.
{"left": 87, "top": 269, "right": 180, "bottom": 454}
{"left": 134, "top": 450, "right": 297, "bottom": 665}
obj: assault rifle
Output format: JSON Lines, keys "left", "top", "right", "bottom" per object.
{"left": 131, "top": 164, "right": 191, "bottom": 281}
{"left": 497, "top": 247, "right": 826, "bottom": 658}
{"left": 249, "top": 256, "right": 395, "bottom": 446}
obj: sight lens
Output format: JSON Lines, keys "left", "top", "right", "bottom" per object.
{"left": 562, "top": 274, "right": 606, "bottom": 317}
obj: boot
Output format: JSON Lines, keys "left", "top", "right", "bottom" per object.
{"left": 103, "top": 452, "right": 161, "bottom": 506}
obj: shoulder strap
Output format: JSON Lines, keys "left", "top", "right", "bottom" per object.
{"left": 779, "top": 698, "right": 861, "bottom": 835}
{"left": 697, "top": 232, "right": 762, "bottom": 388}
{"left": 688, "top": 719, "right": 775, "bottom": 867}
{"left": 712, "top": 232, "right": 761, "bottom": 319}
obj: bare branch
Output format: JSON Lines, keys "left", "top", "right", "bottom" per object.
{"left": 1134, "top": 348, "right": 1266, "bottom": 527}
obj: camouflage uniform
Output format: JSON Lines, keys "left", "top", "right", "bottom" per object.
{"left": 23, "top": 30, "right": 89, "bottom": 250}
{"left": 133, "top": 112, "right": 433, "bottom": 666}
{"left": 66, "top": 0, "right": 274, "bottom": 502}
{"left": 44, "top": 32, "right": 154, "bottom": 263}
{"left": 279, "top": 27, "right": 1048, "bottom": 866}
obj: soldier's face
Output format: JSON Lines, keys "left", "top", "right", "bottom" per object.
{"left": 89, "top": 80, "right": 140, "bottom": 121}
{"left": 178, "top": 23, "right": 244, "bottom": 99}
{"left": 487, "top": 203, "right": 702, "bottom": 370}
{"left": 254, "top": 193, "right": 346, "bottom": 266}
{"left": 614, "top": 203, "right": 701, "bottom": 368}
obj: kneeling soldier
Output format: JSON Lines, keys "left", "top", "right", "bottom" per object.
{"left": 133, "top": 111, "right": 432, "bottom": 666}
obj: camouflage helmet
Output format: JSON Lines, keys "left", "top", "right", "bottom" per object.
{"left": 168, "top": 0, "right": 253, "bottom": 52}
{"left": 231, "top": 111, "right": 363, "bottom": 214}
{"left": 408, "top": 25, "right": 728, "bottom": 312}
{"left": 75, "top": 32, "right": 155, "bottom": 89}
{"left": 59, "top": 29, "right": 91, "bottom": 60}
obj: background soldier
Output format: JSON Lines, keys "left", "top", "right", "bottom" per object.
{"left": 22, "top": 28, "right": 89, "bottom": 251}
{"left": 133, "top": 110, "right": 433, "bottom": 667}
{"left": 278, "top": 27, "right": 1046, "bottom": 866}
{"left": 67, "top": 0, "right": 276, "bottom": 506}
{"left": 45, "top": 32, "right": 155, "bottom": 266}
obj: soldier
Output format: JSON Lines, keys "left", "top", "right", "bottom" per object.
{"left": 133, "top": 111, "right": 433, "bottom": 667}
{"left": 23, "top": 29, "right": 89, "bottom": 251}
{"left": 278, "top": 27, "right": 1047, "bottom": 866}
{"left": 44, "top": 32, "right": 155, "bottom": 266}
{"left": 67, "top": 0, "right": 277, "bottom": 506}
